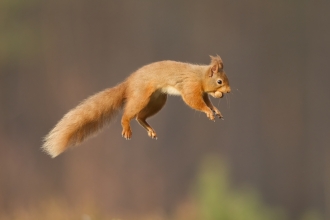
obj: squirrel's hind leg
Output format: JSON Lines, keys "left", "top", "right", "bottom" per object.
{"left": 136, "top": 92, "right": 167, "bottom": 139}
{"left": 121, "top": 89, "right": 164, "bottom": 140}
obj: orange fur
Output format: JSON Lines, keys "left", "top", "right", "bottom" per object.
{"left": 42, "top": 56, "right": 231, "bottom": 157}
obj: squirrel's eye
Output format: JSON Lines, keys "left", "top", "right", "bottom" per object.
{"left": 217, "top": 79, "right": 223, "bottom": 85}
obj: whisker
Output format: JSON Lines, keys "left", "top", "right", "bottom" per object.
{"left": 227, "top": 94, "right": 231, "bottom": 109}
{"left": 226, "top": 94, "right": 230, "bottom": 109}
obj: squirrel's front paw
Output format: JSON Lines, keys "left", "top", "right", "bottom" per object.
{"left": 212, "top": 107, "right": 224, "bottom": 120}
{"left": 147, "top": 129, "right": 158, "bottom": 140}
{"left": 206, "top": 110, "right": 215, "bottom": 121}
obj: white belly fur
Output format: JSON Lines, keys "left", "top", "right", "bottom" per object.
{"left": 161, "top": 86, "right": 181, "bottom": 96}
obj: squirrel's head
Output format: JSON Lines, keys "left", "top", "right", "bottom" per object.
{"left": 205, "top": 55, "right": 231, "bottom": 98}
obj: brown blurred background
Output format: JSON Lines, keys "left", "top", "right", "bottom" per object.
{"left": 1, "top": 0, "right": 329, "bottom": 219}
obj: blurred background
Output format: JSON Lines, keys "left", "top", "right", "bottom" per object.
{"left": 1, "top": 0, "right": 329, "bottom": 219}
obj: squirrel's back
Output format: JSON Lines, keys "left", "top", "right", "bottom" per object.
{"left": 126, "top": 60, "right": 208, "bottom": 93}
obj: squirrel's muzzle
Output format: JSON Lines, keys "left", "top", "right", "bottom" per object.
{"left": 209, "top": 85, "right": 231, "bottom": 98}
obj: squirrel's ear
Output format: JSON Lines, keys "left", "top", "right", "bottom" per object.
{"left": 209, "top": 55, "right": 223, "bottom": 71}
{"left": 210, "top": 64, "right": 218, "bottom": 76}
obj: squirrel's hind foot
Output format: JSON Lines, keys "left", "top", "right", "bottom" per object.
{"left": 122, "top": 128, "right": 132, "bottom": 140}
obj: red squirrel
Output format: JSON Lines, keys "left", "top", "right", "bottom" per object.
{"left": 43, "top": 55, "right": 231, "bottom": 157}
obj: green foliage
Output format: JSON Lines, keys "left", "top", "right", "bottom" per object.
{"left": 300, "top": 209, "right": 324, "bottom": 220}
{"left": 194, "top": 156, "right": 287, "bottom": 220}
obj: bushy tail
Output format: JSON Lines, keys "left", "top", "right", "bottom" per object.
{"left": 42, "top": 82, "right": 126, "bottom": 158}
